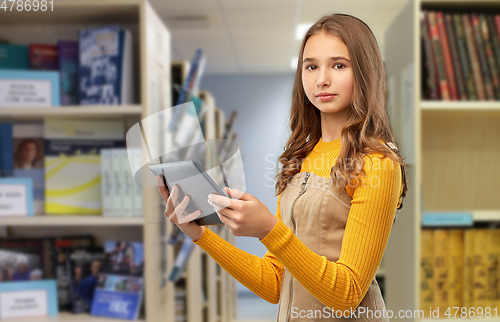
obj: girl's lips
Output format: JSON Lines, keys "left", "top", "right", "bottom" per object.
{"left": 317, "top": 94, "right": 337, "bottom": 101}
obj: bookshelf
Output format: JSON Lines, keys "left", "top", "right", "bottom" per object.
{"left": 384, "top": 0, "right": 500, "bottom": 321}
{"left": 0, "top": 1, "right": 235, "bottom": 322}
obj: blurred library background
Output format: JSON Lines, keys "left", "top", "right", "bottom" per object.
{"left": 1, "top": 0, "right": 500, "bottom": 321}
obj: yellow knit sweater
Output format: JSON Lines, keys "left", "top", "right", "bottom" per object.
{"left": 193, "top": 137, "right": 402, "bottom": 315}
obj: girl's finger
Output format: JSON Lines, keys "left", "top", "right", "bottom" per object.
{"left": 178, "top": 209, "right": 201, "bottom": 225}
{"left": 209, "top": 198, "right": 236, "bottom": 220}
{"left": 174, "top": 195, "right": 191, "bottom": 218}
{"left": 166, "top": 185, "right": 178, "bottom": 214}
{"left": 157, "top": 176, "right": 170, "bottom": 202}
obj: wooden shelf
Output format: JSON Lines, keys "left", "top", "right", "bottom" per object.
{"left": 0, "top": 215, "right": 144, "bottom": 226}
{"left": 25, "top": 312, "right": 145, "bottom": 322}
{"left": 0, "top": 105, "right": 142, "bottom": 119}
{"left": 421, "top": 101, "right": 500, "bottom": 111}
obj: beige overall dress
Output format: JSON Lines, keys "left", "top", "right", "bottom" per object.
{"left": 276, "top": 170, "right": 393, "bottom": 322}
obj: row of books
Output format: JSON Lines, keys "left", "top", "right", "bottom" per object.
{"left": 0, "top": 24, "right": 133, "bottom": 106}
{"left": 420, "top": 228, "right": 500, "bottom": 318}
{"left": 0, "top": 236, "right": 144, "bottom": 320}
{"left": 421, "top": 11, "right": 500, "bottom": 101}
{"left": 0, "top": 120, "right": 131, "bottom": 216}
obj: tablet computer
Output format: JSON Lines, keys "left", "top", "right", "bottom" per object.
{"left": 148, "top": 160, "right": 226, "bottom": 226}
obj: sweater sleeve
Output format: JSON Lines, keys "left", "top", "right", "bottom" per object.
{"left": 193, "top": 194, "right": 285, "bottom": 304}
{"left": 259, "top": 154, "right": 401, "bottom": 316}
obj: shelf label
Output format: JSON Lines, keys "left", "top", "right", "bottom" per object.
{"left": 422, "top": 212, "right": 473, "bottom": 227}
{"left": 0, "top": 79, "right": 52, "bottom": 107}
{"left": 0, "top": 290, "right": 48, "bottom": 319}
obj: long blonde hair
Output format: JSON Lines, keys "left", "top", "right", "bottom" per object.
{"left": 275, "top": 13, "right": 408, "bottom": 210}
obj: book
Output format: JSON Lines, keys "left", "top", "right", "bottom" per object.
{"left": 79, "top": 25, "right": 134, "bottom": 105}
{"left": 0, "top": 123, "right": 13, "bottom": 177}
{"left": 48, "top": 235, "right": 94, "bottom": 310}
{"left": 101, "top": 241, "right": 144, "bottom": 277}
{"left": 12, "top": 123, "right": 45, "bottom": 214}
{"left": 58, "top": 40, "right": 79, "bottom": 105}
{"left": 0, "top": 248, "right": 42, "bottom": 282}
{"left": 67, "top": 249, "right": 105, "bottom": 313}
{"left": 44, "top": 119, "right": 125, "bottom": 215}
{"left": 29, "top": 44, "right": 58, "bottom": 70}
{"left": 91, "top": 273, "right": 144, "bottom": 320}
{"left": 0, "top": 44, "right": 29, "bottom": 69}
{"left": 100, "top": 149, "right": 113, "bottom": 217}
{"left": 0, "top": 238, "right": 50, "bottom": 281}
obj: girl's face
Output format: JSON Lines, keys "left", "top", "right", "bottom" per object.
{"left": 21, "top": 142, "right": 37, "bottom": 164}
{"left": 301, "top": 31, "right": 354, "bottom": 115}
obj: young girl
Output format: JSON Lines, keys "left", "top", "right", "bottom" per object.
{"left": 157, "top": 13, "right": 408, "bottom": 322}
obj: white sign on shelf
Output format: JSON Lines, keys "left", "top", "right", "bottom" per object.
{"left": 0, "top": 79, "right": 52, "bottom": 107}
{"left": 0, "top": 178, "right": 33, "bottom": 217}
{"left": 0, "top": 290, "right": 48, "bottom": 319}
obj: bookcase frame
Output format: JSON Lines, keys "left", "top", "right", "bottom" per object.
{"left": 384, "top": 0, "right": 500, "bottom": 321}
{"left": 0, "top": 1, "right": 235, "bottom": 321}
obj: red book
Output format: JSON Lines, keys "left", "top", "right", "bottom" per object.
{"left": 436, "top": 11, "right": 459, "bottom": 100}
{"left": 428, "top": 11, "right": 451, "bottom": 100}
{"left": 29, "top": 43, "right": 58, "bottom": 70}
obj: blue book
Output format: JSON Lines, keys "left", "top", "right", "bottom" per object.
{"left": 0, "top": 123, "right": 13, "bottom": 177}
{"left": 0, "top": 44, "right": 29, "bottom": 69}
{"left": 0, "top": 279, "right": 58, "bottom": 318}
{"left": 79, "top": 25, "right": 133, "bottom": 105}
{"left": 90, "top": 274, "right": 143, "bottom": 320}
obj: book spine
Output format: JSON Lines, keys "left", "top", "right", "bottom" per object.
{"left": 479, "top": 14, "right": 500, "bottom": 99}
{"left": 486, "top": 229, "right": 500, "bottom": 311}
{"left": 436, "top": 11, "right": 459, "bottom": 100}
{"left": 111, "top": 149, "right": 123, "bottom": 217}
{"left": 433, "top": 229, "right": 448, "bottom": 318}
{"left": 487, "top": 14, "right": 500, "bottom": 99}
{"left": 428, "top": 11, "right": 451, "bottom": 100}
{"left": 420, "top": 229, "right": 434, "bottom": 317}
{"left": 448, "top": 229, "right": 464, "bottom": 308}
{"left": 445, "top": 13, "right": 467, "bottom": 100}
{"left": 132, "top": 149, "right": 143, "bottom": 217}
{"left": 422, "top": 11, "right": 440, "bottom": 100}
{"left": 471, "top": 13, "right": 496, "bottom": 100}
{"left": 101, "top": 149, "right": 113, "bottom": 217}
{"left": 473, "top": 229, "right": 488, "bottom": 311}
{"left": 120, "top": 148, "right": 133, "bottom": 217}
{"left": 463, "top": 14, "right": 487, "bottom": 100}
{"left": 464, "top": 229, "right": 475, "bottom": 309}
{"left": 454, "top": 14, "right": 478, "bottom": 100}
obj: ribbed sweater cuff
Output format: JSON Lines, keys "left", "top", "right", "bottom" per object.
{"left": 193, "top": 226, "right": 224, "bottom": 249}
{"left": 259, "top": 219, "right": 295, "bottom": 256}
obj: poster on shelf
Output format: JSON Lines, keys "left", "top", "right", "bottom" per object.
{"left": 0, "top": 70, "right": 60, "bottom": 107}
{"left": 0, "top": 178, "right": 34, "bottom": 217}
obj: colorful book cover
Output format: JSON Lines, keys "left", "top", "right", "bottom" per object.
{"left": 79, "top": 25, "right": 133, "bottom": 105}
{"left": 90, "top": 274, "right": 143, "bottom": 320}
{"left": 427, "top": 11, "right": 450, "bottom": 100}
{"left": 436, "top": 11, "right": 458, "bottom": 101}
{"left": 44, "top": 119, "right": 125, "bottom": 215}
{"left": 47, "top": 235, "right": 94, "bottom": 310}
{"left": 66, "top": 249, "right": 105, "bottom": 313}
{"left": 101, "top": 241, "right": 144, "bottom": 277}
{"left": 0, "top": 44, "right": 29, "bottom": 69}
{"left": 29, "top": 44, "right": 58, "bottom": 70}
{"left": 444, "top": 13, "right": 467, "bottom": 100}
{"left": 58, "top": 40, "right": 79, "bottom": 105}
{"left": 0, "top": 249, "right": 42, "bottom": 282}
{"left": 12, "top": 123, "right": 44, "bottom": 214}
{"left": 0, "top": 238, "right": 48, "bottom": 280}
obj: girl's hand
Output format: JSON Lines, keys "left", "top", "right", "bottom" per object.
{"left": 156, "top": 175, "right": 206, "bottom": 242}
{"left": 208, "top": 187, "right": 278, "bottom": 240}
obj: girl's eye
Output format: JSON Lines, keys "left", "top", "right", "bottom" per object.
{"left": 305, "top": 65, "right": 316, "bottom": 71}
{"left": 334, "top": 63, "right": 345, "bottom": 70}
